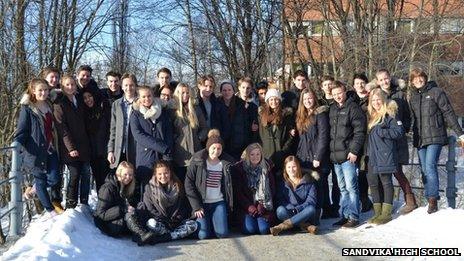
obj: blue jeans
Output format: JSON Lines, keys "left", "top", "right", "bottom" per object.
{"left": 333, "top": 161, "right": 360, "bottom": 221}
{"left": 276, "top": 205, "right": 316, "bottom": 225}
{"left": 33, "top": 151, "right": 60, "bottom": 211}
{"left": 197, "top": 201, "right": 228, "bottom": 239}
{"left": 418, "top": 144, "right": 443, "bottom": 199}
{"left": 242, "top": 214, "right": 270, "bottom": 235}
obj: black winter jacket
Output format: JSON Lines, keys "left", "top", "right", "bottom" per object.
{"left": 329, "top": 97, "right": 367, "bottom": 163}
{"left": 409, "top": 81, "right": 463, "bottom": 148}
{"left": 95, "top": 174, "right": 136, "bottom": 222}
{"left": 84, "top": 100, "right": 110, "bottom": 158}
{"left": 184, "top": 150, "right": 235, "bottom": 214}
{"left": 281, "top": 86, "right": 302, "bottom": 111}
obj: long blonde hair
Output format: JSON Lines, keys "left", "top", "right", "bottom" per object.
{"left": 173, "top": 82, "right": 198, "bottom": 129}
{"left": 368, "top": 88, "right": 390, "bottom": 130}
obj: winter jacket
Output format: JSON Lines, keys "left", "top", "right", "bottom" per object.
{"left": 329, "top": 97, "right": 366, "bottom": 163}
{"left": 232, "top": 160, "right": 276, "bottom": 226}
{"left": 107, "top": 97, "right": 137, "bottom": 169}
{"left": 184, "top": 149, "right": 235, "bottom": 213}
{"left": 296, "top": 106, "right": 330, "bottom": 169}
{"left": 76, "top": 79, "right": 103, "bottom": 105}
{"left": 101, "top": 88, "right": 123, "bottom": 106}
{"left": 196, "top": 93, "right": 225, "bottom": 131}
{"left": 14, "top": 94, "right": 58, "bottom": 171}
{"left": 367, "top": 101, "right": 405, "bottom": 174}
{"left": 172, "top": 105, "right": 208, "bottom": 167}
{"left": 53, "top": 95, "right": 91, "bottom": 163}
{"left": 409, "top": 81, "right": 463, "bottom": 148}
{"left": 84, "top": 100, "right": 110, "bottom": 158}
{"left": 281, "top": 86, "right": 302, "bottom": 111}
{"left": 220, "top": 97, "right": 255, "bottom": 160}
{"left": 130, "top": 100, "right": 173, "bottom": 183}
{"left": 258, "top": 107, "right": 296, "bottom": 169}
{"left": 136, "top": 183, "right": 191, "bottom": 229}
{"left": 276, "top": 174, "right": 317, "bottom": 212}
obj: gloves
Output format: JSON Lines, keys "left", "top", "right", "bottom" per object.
{"left": 247, "top": 205, "right": 258, "bottom": 217}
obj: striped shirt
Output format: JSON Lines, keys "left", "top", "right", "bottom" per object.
{"left": 204, "top": 161, "right": 223, "bottom": 203}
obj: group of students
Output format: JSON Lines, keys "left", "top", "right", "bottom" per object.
{"left": 14, "top": 64, "right": 464, "bottom": 246}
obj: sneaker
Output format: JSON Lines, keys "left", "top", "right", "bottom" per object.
{"left": 342, "top": 219, "right": 359, "bottom": 228}
{"left": 52, "top": 201, "right": 65, "bottom": 214}
{"left": 332, "top": 217, "right": 348, "bottom": 227}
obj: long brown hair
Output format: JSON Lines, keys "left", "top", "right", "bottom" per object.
{"left": 282, "top": 156, "right": 303, "bottom": 188}
{"left": 259, "top": 100, "right": 283, "bottom": 127}
{"left": 26, "top": 78, "right": 49, "bottom": 104}
{"left": 296, "top": 88, "right": 319, "bottom": 133}
{"left": 153, "top": 160, "right": 183, "bottom": 194}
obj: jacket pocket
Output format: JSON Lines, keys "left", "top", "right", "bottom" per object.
{"left": 377, "top": 149, "right": 393, "bottom": 167}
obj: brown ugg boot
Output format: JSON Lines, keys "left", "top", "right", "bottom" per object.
{"left": 52, "top": 201, "right": 65, "bottom": 214}
{"left": 298, "top": 222, "right": 318, "bottom": 235}
{"left": 427, "top": 197, "right": 438, "bottom": 214}
{"left": 400, "top": 193, "right": 418, "bottom": 215}
{"left": 270, "top": 219, "right": 293, "bottom": 236}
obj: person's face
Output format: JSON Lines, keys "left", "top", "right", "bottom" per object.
{"left": 139, "top": 89, "right": 153, "bottom": 108}
{"left": 158, "top": 72, "right": 171, "bottom": 88}
{"left": 221, "top": 84, "right": 234, "bottom": 101}
{"left": 353, "top": 78, "right": 367, "bottom": 95}
{"left": 238, "top": 82, "right": 252, "bottom": 99}
{"left": 268, "top": 96, "right": 280, "bottom": 109}
{"left": 208, "top": 143, "right": 222, "bottom": 160}
{"left": 412, "top": 76, "right": 426, "bottom": 89}
{"left": 116, "top": 168, "right": 133, "bottom": 185}
{"left": 302, "top": 92, "right": 316, "bottom": 110}
{"left": 62, "top": 78, "right": 77, "bottom": 96}
{"left": 199, "top": 80, "right": 214, "bottom": 98}
{"left": 376, "top": 72, "right": 391, "bottom": 90}
{"left": 286, "top": 161, "right": 298, "bottom": 180}
{"left": 155, "top": 166, "right": 171, "bottom": 185}
{"left": 160, "top": 88, "right": 172, "bottom": 101}
{"left": 181, "top": 86, "right": 190, "bottom": 104}
{"left": 33, "top": 83, "right": 49, "bottom": 101}
{"left": 321, "top": 80, "right": 333, "bottom": 94}
{"left": 83, "top": 92, "right": 95, "bottom": 108}
{"left": 293, "top": 75, "right": 307, "bottom": 90}
{"left": 78, "top": 70, "right": 91, "bottom": 87}
{"left": 45, "top": 72, "right": 59, "bottom": 88}
{"left": 371, "top": 93, "right": 383, "bottom": 112}
{"left": 249, "top": 148, "right": 262, "bottom": 166}
{"left": 122, "top": 78, "right": 136, "bottom": 98}
{"left": 331, "top": 87, "right": 346, "bottom": 105}
{"left": 257, "top": 88, "right": 267, "bottom": 103}
{"left": 107, "top": 76, "right": 120, "bottom": 92}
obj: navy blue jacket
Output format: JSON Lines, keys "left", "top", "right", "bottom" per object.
{"left": 14, "top": 95, "right": 55, "bottom": 170}
{"left": 130, "top": 102, "right": 173, "bottom": 183}
{"left": 276, "top": 175, "right": 317, "bottom": 212}
{"left": 296, "top": 106, "right": 330, "bottom": 169}
{"left": 368, "top": 114, "right": 404, "bottom": 174}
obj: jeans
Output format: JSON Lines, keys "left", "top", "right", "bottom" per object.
{"left": 333, "top": 161, "right": 360, "bottom": 221}
{"left": 275, "top": 205, "right": 316, "bottom": 225}
{"left": 33, "top": 151, "right": 60, "bottom": 211}
{"left": 197, "top": 201, "right": 228, "bottom": 239}
{"left": 242, "top": 214, "right": 270, "bottom": 235}
{"left": 418, "top": 144, "right": 443, "bottom": 199}
{"left": 66, "top": 161, "right": 91, "bottom": 206}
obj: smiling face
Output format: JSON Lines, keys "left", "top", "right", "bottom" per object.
{"left": 321, "top": 80, "right": 333, "bottom": 95}
{"left": 160, "top": 87, "right": 172, "bottom": 101}
{"left": 238, "top": 82, "right": 252, "bottom": 99}
{"left": 293, "top": 75, "right": 307, "bottom": 90}
{"left": 249, "top": 148, "right": 262, "bottom": 166}
{"left": 199, "top": 80, "right": 214, "bottom": 99}
{"left": 78, "top": 70, "right": 91, "bottom": 87}
{"left": 83, "top": 92, "right": 95, "bottom": 108}
{"left": 155, "top": 166, "right": 171, "bottom": 185}
{"left": 376, "top": 72, "right": 391, "bottom": 91}
{"left": 33, "top": 83, "right": 50, "bottom": 102}
{"left": 122, "top": 78, "right": 136, "bottom": 99}
{"left": 158, "top": 72, "right": 171, "bottom": 88}
{"left": 353, "top": 78, "right": 367, "bottom": 96}
{"left": 138, "top": 88, "right": 153, "bottom": 108}
{"left": 107, "top": 76, "right": 120, "bottom": 92}
{"left": 180, "top": 86, "right": 190, "bottom": 104}
{"left": 208, "top": 143, "right": 223, "bottom": 160}
{"left": 412, "top": 76, "right": 426, "bottom": 89}
{"left": 62, "top": 78, "right": 77, "bottom": 96}
{"left": 268, "top": 96, "right": 280, "bottom": 109}
{"left": 117, "top": 168, "right": 134, "bottom": 185}
{"left": 285, "top": 161, "right": 299, "bottom": 180}
{"left": 331, "top": 86, "right": 346, "bottom": 106}
{"left": 302, "top": 92, "right": 316, "bottom": 110}
{"left": 371, "top": 93, "right": 383, "bottom": 112}
{"left": 221, "top": 83, "right": 234, "bottom": 101}
{"left": 45, "top": 72, "right": 59, "bottom": 88}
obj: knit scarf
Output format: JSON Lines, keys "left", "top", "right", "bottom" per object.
{"left": 149, "top": 178, "right": 180, "bottom": 218}
{"left": 244, "top": 162, "right": 273, "bottom": 211}
{"left": 139, "top": 102, "right": 162, "bottom": 123}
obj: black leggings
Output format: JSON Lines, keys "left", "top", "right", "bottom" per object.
{"left": 367, "top": 165, "right": 393, "bottom": 204}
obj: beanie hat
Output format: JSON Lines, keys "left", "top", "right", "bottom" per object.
{"left": 206, "top": 129, "right": 224, "bottom": 150}
{"left": 264, "top": 88, "right": 281, "bottom": 103}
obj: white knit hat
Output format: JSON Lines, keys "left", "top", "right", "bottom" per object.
{"left": 264, "top": 88, "right": 281, "bottom": 103}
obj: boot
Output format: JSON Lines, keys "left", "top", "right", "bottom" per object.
{"left": 125, "top": 213, "right": 155, "bottom": 246}
{"left": 368, "top": 203, "right": 382, "bottom": 224}
{"left": 361, "top": 197, "right": 373, "bottom": 213}
{"left": 270, "top": 219, "right": 293, "bottom": 236}
{"left": 298, "top": 222, "right": 318, "bottom": 235}
{"left": 33, "top": 198, "right": 44, "bottom": 214}
{"left": 400, "top": 193, "right": 418, "bottom": 215}
{"left": 374, "top": 203, "right": 392, "bottom": 225}
{"left": 427, "top": 197, "right": 438, "bottom": 214}
{"left": 149, "top": 233, "right": 172, "bottom": 245}
{"left": 52, "top": 201, "right": 65, "bottom": 214}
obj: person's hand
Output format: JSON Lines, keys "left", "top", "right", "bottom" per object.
{"left": 107, "top": 152, "right": 115, "bottom": 164}
{"left": 458, "top": 135, "right": 464, "bottom": 147}
{"left": 290, "top": 129, "right": 296, "bottom": 137}
{"left": 313, "top": 160, "right": 320, "bottom": 168}
{"left": 194, "top": 209, "right": 205, "bottom": 219}
{"left": 347, "top": 152, "right": 357, "bottom": 163}
{"left": 69, "top": 150, "right": 79, "bottom": 157}
{"left": 257, "top": 203, "right": 265, "bottom": 215}
{"left": 248, "top": 205, "right": 258, "bottom": 217}
{"left": 127, "top": 205, "right": 135, "bottom": 214}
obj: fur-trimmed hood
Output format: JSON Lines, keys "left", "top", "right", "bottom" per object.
{"left": 314, "top": 105, "right": 329, "bottom": 114}
{"left": 132, "top": 97, "right": 163, "bottom": 121}
{"left": 385, "top": 100, "right": 398, "bottom": 118}
{"left": 19, "top": 93, "right": 52, "bottom": 116}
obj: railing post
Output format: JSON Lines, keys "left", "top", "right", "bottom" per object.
{"left": 8, "top": 141, "right": 23, "bottom": 237}
{"left": 446, "top": 136, "right": 457, "bottom": 209}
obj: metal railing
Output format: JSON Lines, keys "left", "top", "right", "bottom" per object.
{"left": 0, "top": 141, "right": 23, "bottom": 243}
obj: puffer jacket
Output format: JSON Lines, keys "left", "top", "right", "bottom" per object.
{"left": 276, "top": 174, "right": 317, "bottom": 212}
{"left": 95, "top": 174, "right": 136, "bottom": 222}
{"left": 184, "top": 149, "right": 235, "bottom": 214}
{"left": 367, "top": 101, "right": 405, "bottom": 174}
{"left": 409, "top": 81, "right": 463, "bottom": 147}
{"left": 329, "top": 97, "right": 367, "bottom": 163}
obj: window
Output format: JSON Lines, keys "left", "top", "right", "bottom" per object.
{"left": 310, "top": 21, "right": 325, "bottom": 36}
{"left": 395, "top": 19, "right": 413, "bottom": 33}
{"left": 440, "top": 18, "right": 464, "bottom": 34}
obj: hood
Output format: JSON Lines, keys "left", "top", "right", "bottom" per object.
{"left": 386, "top": 100, "right": 398, "bottom": 118}
{"left": 314, "top": 105, "right": 329, "bottom": 114}
{"left": 19, "top": 93, "right": 52, "bottom": 116}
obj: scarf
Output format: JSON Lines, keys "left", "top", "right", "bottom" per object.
{"left": 139, "top": 102, "right": 162, "bottom": 123}
{"left": 149, "top": 178, "right": 180, "bottom": 218}
{"left": 244, "top": 161, "right": 273, "bottom": 211}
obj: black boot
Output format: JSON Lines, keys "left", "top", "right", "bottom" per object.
{"left": 125, "top": 213, "right": 154, "bottom": 246}
{"left": 149, "top": 233, "right": 172, "bottom": 245}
